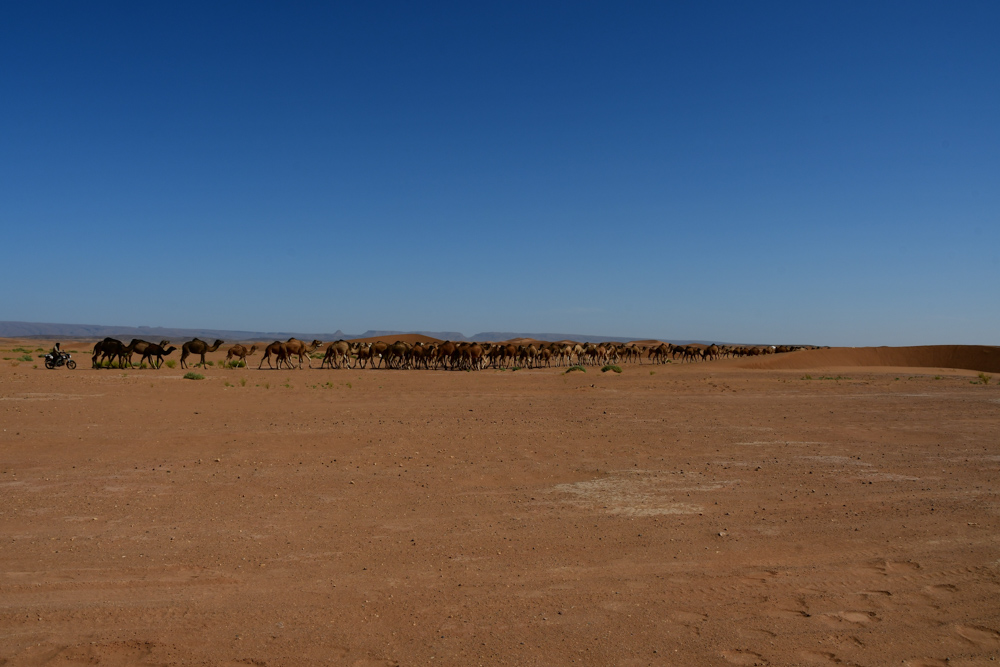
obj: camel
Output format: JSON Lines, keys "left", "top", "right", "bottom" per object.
{"left": 370, "top": 341, "right": 389, "bottom": 368}
{"left": 125, "top": 339, "right": 170, "bottom": 368}
{"left": 321, "top": 340, "right": 351, "bottom": 369}
{"left": 225, "top": 344, "right": 257, "bottom": 367}
{"left": 258, "top": 341, "right": 291, "bottom": 370}
{"left": 351, "top": 342, "right": 373, "bottom": 369}
{"left": 180, "top": 339, "right": 224, "bottom": 369}
{"left": 283, "top": 338, "right": 323, "bottom": 369}
{"left": 92, "top": 337, "right": 137, "bottom": 368}
{"left": 139, "top": 344, "right": 177, "bottom": 369}
{"left": 92, "top": 338, "right": 120, "bottom": 368}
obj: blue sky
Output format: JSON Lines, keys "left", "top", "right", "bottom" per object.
{"left": 1, "top": 2, "right": 997, "bottom": 345}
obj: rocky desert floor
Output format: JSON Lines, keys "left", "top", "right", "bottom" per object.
{"left": 1, "top": 343, "right": 999, "bottom": 666}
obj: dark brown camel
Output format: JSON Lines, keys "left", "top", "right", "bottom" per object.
{"left": 139, "top": 344, "right": 177, "bottom": 369}
{"left": 180, "top": 338, "right": 224, "bottom": 369}
{"left": 225, "top": 344, "right": 257, "bottom": 367}
{"left": 92, "top": 338, "right": 137, "bottom": 368}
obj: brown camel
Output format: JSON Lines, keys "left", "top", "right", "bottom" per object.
{"left": 225, "top": 344, "right": 257, "bottom": 367}
{"left": 258, "top": 341, "right": 291, "bottom": 370}
{"left": 283, "top": 338, "right": 323, "bottom": 369}
{"left": 139, "top": 344, "right": 177, "bottom": 369}
{"left": 321, "top": 340, "right": 351, "bottom": 369}
{"left": 125, "top": 339, "right": 170, "bottom": 368}
{"left": 180, "top": 338, "right": 224, "bottom": 369}
{"left": 351, "top": 342, "right": 373, "bottom": 368}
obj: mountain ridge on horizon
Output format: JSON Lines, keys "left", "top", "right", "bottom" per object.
{"left": 0, "top": 320, "right": 729, "bottom": 345}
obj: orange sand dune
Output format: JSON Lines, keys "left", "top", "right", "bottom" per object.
{"left": 732, "top": 345, "right": 1000, "bottom": 373}
{"left": 347, "top": 333, "right": 444, "bottom": 345}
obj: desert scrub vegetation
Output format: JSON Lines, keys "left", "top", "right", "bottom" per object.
{"left": 601, "top": 365, "right": 622, "bottom": 373}
{"left": 973, "top": 372, "right": 992, "bottom": 385}
{"left": 566, "top": 365, "right": 586, "bottom": 373}
{"left": 164, "top": 360, "right": 177, "bottom": 369}
{"left": 183, "top": 372, "right": 204, "bottom": 380}
{"left": 17, "top": 354, "right": 32, "bottom": 362}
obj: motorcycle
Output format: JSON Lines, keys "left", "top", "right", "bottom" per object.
{"left": 44, "top": 352, "right": 76, "bottom": 370}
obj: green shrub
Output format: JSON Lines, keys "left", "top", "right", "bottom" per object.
{"left": 165, "top": 360, "right": 177, "bottom": 369}
{"left": 183, "top": 372, "right": 204, "bottom": 380}
{"left": 977, "top": 372, "right": 992, "bottom": 385}
{"left": 17, "top": 354, "right": 32, "bottom": 362}
{"left": 240, "top": 377, "right": 247, "bottom": 387}
{"left": 566, "top": 365, "right": 586, "bottom": 373}
{"left": 601, "top": 365, "right": 622, "bottom": 373}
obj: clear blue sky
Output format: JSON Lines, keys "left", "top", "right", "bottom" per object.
{"left": 2, "top": 2, "right": 997, "bottom": 345}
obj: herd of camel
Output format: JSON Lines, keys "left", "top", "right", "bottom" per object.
{"left": 89, "top": 336, "right": 804, "bottom": 371}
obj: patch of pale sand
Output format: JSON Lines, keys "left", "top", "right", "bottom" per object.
{"left": 550, "top": 469, "right": 735, "bottom": 516}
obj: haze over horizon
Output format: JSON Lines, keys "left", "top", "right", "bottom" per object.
{"left": 2, "top": 3, "right": 997, "bottom": 347}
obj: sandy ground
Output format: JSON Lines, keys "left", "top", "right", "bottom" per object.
{"left": 2, "top": 341, "right": 999, "bottom": 666}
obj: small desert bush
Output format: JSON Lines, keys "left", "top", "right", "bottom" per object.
{"left": 566, "top": 365, "right": 586, "bottom": 373}
{"left": 601, "top": 365, "right": 622, "bottom": 373}
{"left": 204, "top": 360, "right": 214, "bottom": 366}
{"left": 17, "top": 354, "right": 32, "bottom": 362}
{"left": 183, "top": 372, "right": 204, "bottom": 380}
{"left": 224, "top": 380, "right": 233, "bottom": 387}
{"left": 240, "top": 377, "right": 247, "bottom": 387}
{"left": 801, "top": 374, "right": 813, "bottom": 380}
{"left": 164, "top": 360, "right": 177, "bottom": 369}
{"left": 976, "top": 372, "right": 991, "bottom": 385}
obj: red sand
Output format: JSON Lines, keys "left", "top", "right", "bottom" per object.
{"left": 1, "top": 339, "right": 999, "bottom": 665}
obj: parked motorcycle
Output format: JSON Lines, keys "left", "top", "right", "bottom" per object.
{"left": 44, "top": 352, "right": 76, "bottom": 370}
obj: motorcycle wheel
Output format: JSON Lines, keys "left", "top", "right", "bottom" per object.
{"left": 67, "top": 360, "right": 77, "bottom": 370}
{"left": 45, "top": 359, "right": 55, "bottom": 369}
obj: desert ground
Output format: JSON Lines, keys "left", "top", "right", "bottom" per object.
{"left": 2, "top": 339, "right": 999, "bottom": 666}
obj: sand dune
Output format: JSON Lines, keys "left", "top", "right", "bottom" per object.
{"left": 732, "top": 345, "right": 1000, "bottom": 373}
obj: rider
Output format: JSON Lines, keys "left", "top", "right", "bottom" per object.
{"left": 50, "top": 342, "right": 63, "bottom": 359}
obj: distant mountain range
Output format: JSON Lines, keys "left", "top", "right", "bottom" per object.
{"left": 0, "top": 320, "right": 711, "bottom": 344}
